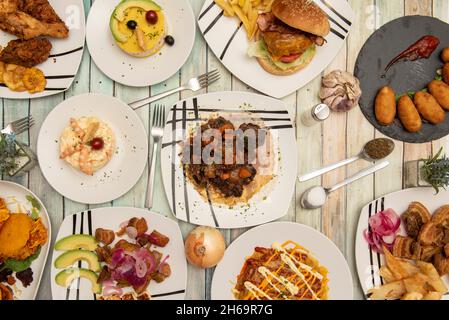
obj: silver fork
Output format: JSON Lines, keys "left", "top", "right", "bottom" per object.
{"left": 1, "top": 116, "right": 35, "bottom": 135}
{"left": 145, "top": 104, "right": 166, "bottom": 209}
{"left": 129, "top": 69, "right": 221, "bottom": 110}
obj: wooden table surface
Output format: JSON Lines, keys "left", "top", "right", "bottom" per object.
{"left": 2, "top": 0, "right": 449, "bottom": 300}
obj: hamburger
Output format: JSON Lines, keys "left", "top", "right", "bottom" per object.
{"left": 248, "top": 0, "right": 330, "bottom": 76}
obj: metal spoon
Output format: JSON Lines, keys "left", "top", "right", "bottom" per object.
{"left": 300, "top": 160, "right": 390, "bottom": 209}
{"left": 298, "top": 138, "right": 394, "bottom": 182}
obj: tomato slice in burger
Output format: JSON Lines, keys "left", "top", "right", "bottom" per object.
{"left": 280, "top": 53, "right": 301, "bottom": 63}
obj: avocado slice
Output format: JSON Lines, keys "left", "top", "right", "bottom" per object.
{"left": 55, "top": 234, "right": 98, "bottom": 251}
{"left": 110, "top": 15, "right": 129, "bottom": 43}
{"left": 54, "top": 250, "right": 101, "bottom": 272}
{"left": 55, "top": 268, "right": 101, "bottom": 294}
{"left": 113, "top": 0, "right": 161, "bottom": 22}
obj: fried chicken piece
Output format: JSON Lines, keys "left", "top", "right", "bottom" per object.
{"left": 18, "top": 0, "right": 64, "bottom": 24}
{"left": 0, "top": 0, "right": 69, "bottom": 39}
{"left": 0, "top": 38, "right": 52, "bottom": 67}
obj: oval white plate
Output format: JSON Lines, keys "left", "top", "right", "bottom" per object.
{"left": 37, "top": 93, "right": 148, "bottom": 204}
{"left": 0, "top": 181, "right": 51, "bottom": 300}
{"left": 355, "top": 187, "right": 449, "bottom": 300}
{"left": 160, "top": 91, "right": 297, "bottom": 229}
{"left": 50, "top": 207, "right": 187, "bottom": 300}
{"left": 198, "top": 0, "right": 354, "bottom": 98}
{"left": 212, "top": 222, "right": 353, "bottom": 300}
{"left": 86, "top": 0, "right": 195, "bottom": 87}
{"left": 0, "top": 0, "right": 86, "bottom": 99}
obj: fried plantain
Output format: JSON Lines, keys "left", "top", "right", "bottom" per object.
{"left": 22, "top": 67, "right": 46, "bottom": 94}
{"left": 2, "top": 64, "right": 26, "bottom": 92}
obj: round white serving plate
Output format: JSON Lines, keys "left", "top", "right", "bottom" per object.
{"left": 212, "top": 222, "right": 354, "bottom": 300}
{"left": 37, "top": 93, "right": 148, "bottom": 204}
{"left": 86, "top": 0, "right": 195, "bottom": 87}
{"left": 0, "top": 181, "right": 51, "bottom": 300}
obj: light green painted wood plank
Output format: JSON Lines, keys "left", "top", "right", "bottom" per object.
{"left": 112, "top": 84, "right": 150, "bottom": 208}
{"left": 295, "top": 77, "right": 323, "bottom": 230}
{"left": 28, "top": 93, "right": 65, "bottom": 300}
{"left": 150, "top": 73, "right": 181, "bottom": 219}
{"left": 346, "top": 0, "right": 376, "bottom": 300}
{"left": 2, "top": 99, "right": 29, "bottom": 187}
{"left": 179, "top": 0, "right": 208, "bottom": 300}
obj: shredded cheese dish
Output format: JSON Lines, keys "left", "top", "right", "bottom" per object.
{"left": 233, "top": 241, "right": 329, "bottom": 300}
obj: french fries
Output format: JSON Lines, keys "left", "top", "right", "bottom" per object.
{"left": 213, "top": 0, "right": 274, "bottom": 40}
{"left": 368, "top": 247, "right": 447, "bottom": 300}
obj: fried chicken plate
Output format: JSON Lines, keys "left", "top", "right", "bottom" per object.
{"left": 0, "top": 38, "right": 52, "bottom": 67}
{"left": 0, "top": 0, "right": 69, "bottom": 39}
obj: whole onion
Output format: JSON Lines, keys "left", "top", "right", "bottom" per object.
{"left": 319, "top": 70, "right": 362, "bottom": 112}
{"left": 184, "top": 226, "right": 226, "bottom": 269}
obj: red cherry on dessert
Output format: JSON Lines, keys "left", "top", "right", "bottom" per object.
{"left": 146, "top": 10, "right": 158, "bottom": 24}
{"left": 90, "top": 137, "right": 104, "bottom": 150}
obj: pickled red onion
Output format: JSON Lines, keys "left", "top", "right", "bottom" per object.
{"left": 102, "top": 286, "right": 123, "bottom": 297}
{"left": 364, "top": 208, "right": 401, "bottom": 253}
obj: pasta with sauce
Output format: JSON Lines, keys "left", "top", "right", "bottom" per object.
{"left": 233, "top": 241, "right": 329, "bottom": 300}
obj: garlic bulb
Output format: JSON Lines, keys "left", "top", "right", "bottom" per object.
{"left": 319, "top": 70, "right": 362, "bottom": 112}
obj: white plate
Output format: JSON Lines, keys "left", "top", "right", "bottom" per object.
{"left": 355, "top": 187, "right": 449, "bottom": 300}
{"left": 86, "top": 0, "right": 195, "bottom": 87}
{"left": 0, "top": 181, "right": 51, "bottom": 300}
{"left": 211, "top": 222, "right": 353, "bottom": 300}
{"left": 37, "top": 93, "right": 148, "bottom": 204}
{"left": 0, "top": 0, "right": 86, "bottom": 99}
{"left": 198, "top": 0, "right": 354, "bottom": 98}
{"left": 160, "top": 91, "right": 297, "bottom": 229}
{"left": 50, "top": 207, "right": 187, "bottom": 300}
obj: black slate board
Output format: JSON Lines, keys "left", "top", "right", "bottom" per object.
{"left": 355, "top": 15, "right": 449, "bottom": 143}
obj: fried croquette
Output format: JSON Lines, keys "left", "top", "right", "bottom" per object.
{"left": 398, "top": 95, "right": 422, "bottom": 133}
{"left": 428, "top": 80, "right": 449, "bottom": 110}
{"left": 441, "top": 47, "right": 449, "bottom": 63}
{"left": 414, "top": 91, "right": 446, "bottom": 125}
{"left": 375, "top": 86, "right": 397, "bottom": 125}
{"left": 443, "top": 63, "right": 449, "bottom": 85}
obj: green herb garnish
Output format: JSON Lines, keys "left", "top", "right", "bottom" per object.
{"left": 0, "top": 247, "right": 41, "bottom": 273}
{"left": 421, "top": 147, "right": 449, "bottom": 193}
{"left": 26, "top": 195, "right": 41, "bottom": 212}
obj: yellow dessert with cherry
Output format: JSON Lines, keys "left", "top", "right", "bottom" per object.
{"left": 110, "top": 0, "right": 172, "bottom": 58}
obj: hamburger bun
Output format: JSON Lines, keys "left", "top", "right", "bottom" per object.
{"left": 272, "top": 0, "right": 330, "bottom": 37}
{"left": 255, "top": 31, "right": 316, "bottom": 76}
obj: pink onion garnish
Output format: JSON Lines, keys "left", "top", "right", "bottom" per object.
{"left": 135, "top": 257, "right": 148, "bottom": 278}
{"left": 102, "top": 286, "right": 123, "bottom": 297}
{"left": 364, "top": 208, "right": 401, "bottom": 253}
{"left": 125, "top": 226, "right": 138, "bottom": 239}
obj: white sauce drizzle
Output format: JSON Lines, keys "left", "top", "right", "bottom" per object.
{"left": 280, "top": 254, "right": 320, "bottom": 300}
{"left": 272, "top": 242, "right": 323, "bottom": 280}
{"left": 244, "top": 281, "right": 272, "bottom": 300}
{"left": 258, "top": 266, "right": 299, "bottom": 297}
